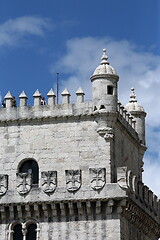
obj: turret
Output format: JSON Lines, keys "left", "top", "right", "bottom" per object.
{"left": 90, "top": 49, "right": 119, "bottom": 112}
{"left": 125, "top": 88, "right": 146, "bottom": 145}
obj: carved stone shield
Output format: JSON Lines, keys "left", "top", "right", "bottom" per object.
{"left": 65, "top": 170, "right": 81, "bottom": 192}
{"left": 0, "top": 174, "right": 8, "bottom": 196}
{"left": 16, "top": 171, "right": 32, "bottom": 195}
{"left": 41, "top": 171, "right": 57, "bottom": 193}
{"left": 90, "top": 168, "right": 106, "bottom": 190}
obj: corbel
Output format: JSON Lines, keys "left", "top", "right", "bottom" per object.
{"left": 96, "top": 200, "right": 101, "bottom": 215}
{"left": 42, "top": 203, "right": 48, "bottom": 219}
{"left": 17, "top": 205, "right": 22, "bottom": 220}
{"left": 68, "top": 202, "right": 74, "bottom": 216}
{"left": 106, "top": 199, "right": 114, "bottom": 214}
{"left": 60, "top": 203, "right": 65, "bottom": 217}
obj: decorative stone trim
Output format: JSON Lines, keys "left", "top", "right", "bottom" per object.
{"left": 41, "top": 171, "right": 57, "bottom": 194}
{"left": 0, "top": 199, "right": 123, "bottom": 223}
{"left": 123, "top": 200, "right": 160, "bottom": 238}
{"left": 89, "top": 168, "right": 106, "bottom": 190}
{"left": 65, "top": 170, "right": 81, "bottom": 192}
{"left": 0, "top": 174, "right": 8, "bottom": 196}
{"left": 16, "top": 171, "right": 32, "bottom": 195}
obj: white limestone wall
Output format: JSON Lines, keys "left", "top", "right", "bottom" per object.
{"left": 0, "top": 224, "right": 7, "bottom": 240}
{"left": 0, "top": 117, "right": 112, "bottom": 201}
{"left": 114, "top": 124, "right": 140, "bottom": 178}
{"left": 39, "top": 218, "right": 121, "bottom": 240}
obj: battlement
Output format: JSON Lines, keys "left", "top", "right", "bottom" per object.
{"left": 0, "top": 89, "right": 142, "bottom": 144}
{"left": 117, "top": 100, "right": 139, "bottom": 141}
{"left": 0, "top": 88, "right": 94, "bottom": 121}
{"left": 3, "top": 88, "right": 86, "bottom": 108}
{"left": 117, "top": 167, "right": 160, "bottom": 222}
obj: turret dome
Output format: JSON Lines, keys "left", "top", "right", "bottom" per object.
{"left": 91, "top": 49, "right": 118, "bottom": 78}
{"left": 125, "top": 88, "right": 145, "bottom": 112}
{"left": 90, "top": 49, "right": 119, "bottom": 112}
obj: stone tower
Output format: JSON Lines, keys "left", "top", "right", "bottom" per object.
{"left": 0, "top": 49, "right": 159, "bottom": 240}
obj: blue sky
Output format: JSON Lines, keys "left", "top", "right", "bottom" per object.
{"left": 0, "top": 0, "right": 160, "bottom": 195}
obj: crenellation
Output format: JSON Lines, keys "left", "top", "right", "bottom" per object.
{"left": 61, "top": 88, "right": 71, "bottom": 104}
{"left": 19, "top": 91, "right": 28, "bottom": 107}
{"left": 117, "top": 166, "right": 160, "bottom": 222}
{"left": 47, "top": 88, "right": 56, "bottom": 106}
{"left": 4, "top": 91, "right": 14, "bottom": 108}
{"left": 0, "top": 89, "right": 141, "bottom": 148}
{"left": 76, "top": 87, "right": 85, "bottom": 103}
{"left": 33, "top": 89, "right": 42, "bottom": 106}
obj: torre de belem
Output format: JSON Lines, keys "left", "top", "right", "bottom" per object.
{"left": 0, "top": 49, "right": 159, "bottom": 240}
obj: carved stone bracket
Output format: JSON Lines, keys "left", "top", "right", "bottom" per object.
{"left": 97, "top": 127, "right": 114, "bottom": 140}
{"left": 65, "top": 170, "right": 81, "bottom": 192}
{"left": 0, "top": 174, "right": 8, "bottom": 196}
{"left": 41, "top": 171, "right": 57, "bottom": 194}
{"left": 16, "top": 171, "right": 32, "bottom": 195}
{"left": 89, "top": 168, "right": 106, "bottom": 190}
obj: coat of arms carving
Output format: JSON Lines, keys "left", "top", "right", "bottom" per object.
{"left": 65, "top": 170, "right": 81, "bottom": 192}
{"left": 41, "top": 171, "right": 57, "bottom": 193}
{"left": 0, "top": 174, "right": 8, "bottom": 196}
{"left": 90, "top": 168, "right": 106, "bottom": 190}
{"left": 16, "top": 171, "right": 32, "bottom": 195}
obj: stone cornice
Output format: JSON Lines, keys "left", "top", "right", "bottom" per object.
{"left": 123, "top": 199, "right": 160, "bottom": 238}
{"left": 0, "top": 198, "right": 125, "bottom": 223}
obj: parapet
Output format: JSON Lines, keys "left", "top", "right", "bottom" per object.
{"left": 117, "top": 166, "right": 160, "bottom": 222}
{"left": 0, "top": 88, "right": 144, "bottom": 145}
{"left": 0, "top": 88, "right": 93, "bottom": 122}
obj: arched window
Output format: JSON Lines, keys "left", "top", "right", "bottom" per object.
{"left": 26, "top": 224, "right": 37, "bottom": 240}
{"left": 8, "top": 221, "right": 40, "bottom": 240}
{"left": 13, "top": 224, "right": 23, "bottom": 240}
{"left": 19, "top": 159, "right": 39, "bottom": 186}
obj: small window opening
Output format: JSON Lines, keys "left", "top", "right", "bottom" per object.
{"left": 19, "top": 159, "right": 39, "bottom": 186}
{"left": 107, "top": 86, "right": 113, "bottom": 95}
{"left": 99, "top": 105, "right": 105, "bottom": 110}
{"left": 94, "top": 106, "right": 97, "bottom": 111}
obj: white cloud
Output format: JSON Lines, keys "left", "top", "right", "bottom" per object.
{"left": 52, "top": 36, "right": 160, "bottom": 195}
{"left": 143, "top": 158, "right": 160, "bottom": 197}
{"left": 0, "top": 16, "right": 51, "bottom": 47}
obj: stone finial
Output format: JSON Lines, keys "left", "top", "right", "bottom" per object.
{"left": 4, "top": 91, "right": 13, "bottom": 99}
{"left": 126, "top": 88, "right": 145, "bottom": 112}
{"left": 19, "top": 91, "right": 28, "bottom": 107}
{"left": 61, "top": 88, "right": 70, "bottom": 104}
{"left": 76, "top": 87, "right": 85, "bottom": 103}
{"left": 4, "top": 91, "right": 13, "bottom": 108}
{"left": 129, "top": 88, "right": 137, "bottom": 103}
{"left": 101, "top": 49, "right": 109, "bottom": 65}
{"left": 33, "top": 89, "right": 42, "bottom": 106}
{"left": 91, "top": 49, "right": 118, "bottom": 79}
{"left": 47, "top": 88, "right": 56, "bottom": 106}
